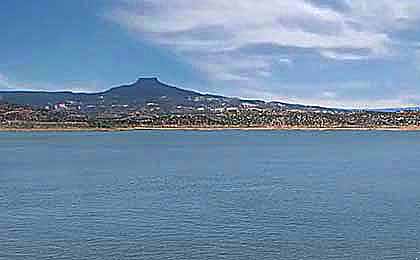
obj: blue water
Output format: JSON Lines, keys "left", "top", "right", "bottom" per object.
{"left": 1, "top": 131, "right": 420, "bottom": 260}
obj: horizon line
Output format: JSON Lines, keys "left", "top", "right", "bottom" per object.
{"left": 0, "top": 77, "right": 419, "bottom": 111}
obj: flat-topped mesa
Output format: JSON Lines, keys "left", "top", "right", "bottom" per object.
{"left": 135, "top": 77, "right": 161, "bottom": 85}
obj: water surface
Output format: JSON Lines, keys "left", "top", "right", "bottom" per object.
{"left": 1, "top": 131, "right": 420, "bottom": 259}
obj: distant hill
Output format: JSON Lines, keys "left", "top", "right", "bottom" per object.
{"left": 0, "top": 77, "right": 338, "bottom": 112}
{"left": 366, "top": 107, "right": 420, "bottom": 113}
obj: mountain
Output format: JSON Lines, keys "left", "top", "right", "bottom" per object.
{"left": 0, "top": 77, "right": 336, "bottom": 112}
{"left": 0, "top": 78, "right": 213, "bottom": 105}
{"left": 366, "top": 107, "right": 420, "bottom": 113}
{"left": 99, "top": 77, "right": 231, "bottom": 108}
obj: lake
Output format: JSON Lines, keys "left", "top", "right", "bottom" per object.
{"left": 1, "top": 130, "right": 420, "bottom": 260}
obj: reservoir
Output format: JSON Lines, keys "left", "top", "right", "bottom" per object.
{"left": 1, "top": 130, "right": 420, "bottom": 259}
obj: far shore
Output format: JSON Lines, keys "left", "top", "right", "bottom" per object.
{"left": 2, "top": 126, "right": 420, "bottom": 132}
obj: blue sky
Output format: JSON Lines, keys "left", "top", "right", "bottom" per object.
{"left": 1, "top": 0, "right": 420, "bottom": 108}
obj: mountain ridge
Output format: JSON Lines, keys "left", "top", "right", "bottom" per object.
{"left": 1, "top": 77, "right": 415, "bottom": 112}
{"left": 0, "top": 77, "right": 334, "bottom": 112}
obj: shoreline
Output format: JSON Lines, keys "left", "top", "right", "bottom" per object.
{"left": 2, "top": 126, "right": 420, "bottom": 132}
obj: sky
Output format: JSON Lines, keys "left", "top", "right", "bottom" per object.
{"left": 1, "top": 0, "right": 420, "bottom": 108}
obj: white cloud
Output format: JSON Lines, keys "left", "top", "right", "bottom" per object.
{"left": 108, "top": 0, "right": 408, "bottom": 52}
{"left": 343, "top": 0, "right": 420, "bottom": 31}
{"left": 106, "top": 0, "right": 420, "bottom": 107}
{"left": 107, "top": 0, "right": 415, "bottom": 79}
{"left": 319, "top": 50, "right": 369, "bottom": 61}
{"left": 238, "top": 86, "right": 420, "bottom": 109}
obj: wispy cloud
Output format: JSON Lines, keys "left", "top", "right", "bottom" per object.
{"left": 344, "top": 0, "right": 420, "bottom": 31}
{"left": 235, "top": 82, "right": 420, "bottom": 109}
{"left": 319, "top": 50, "right": 370, "bottom": 61}
{"left": 105, "top": 0, "right": 420, "bottom": 108}
{"left": 0, "top": 73, "right": 102, "bottom": 93}
{"left": 107, "top": 1, "right": 405, "bottom": 59}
